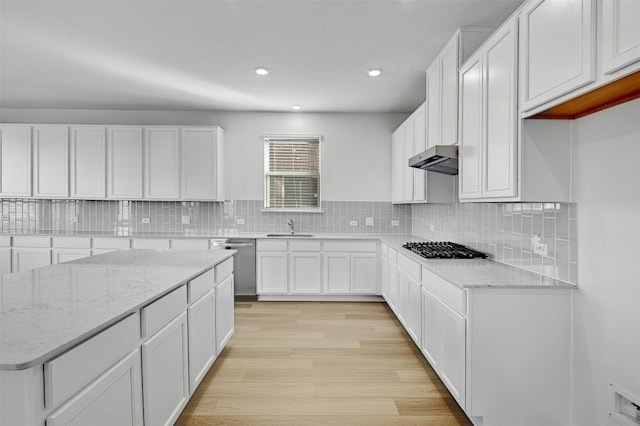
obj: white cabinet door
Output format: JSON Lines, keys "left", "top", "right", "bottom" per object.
{"left": 0, "top": 125, "right": 32, "bottom": 197}
{"left": 322, "top": 252, "right": 350, "bottom": 294}
{"left": 601, "top": 0, "right": 640, "bottom": 75}
{"left": 459, "top": 54, "right": 484, "bottom": 200}
{"left": 407, "top": 279, "right": 422, "bottom": 347}
{"left": 108, "top": 127, "right": 143, "bottom": 199}
{"left": 257, "top": 252, "right": 288, "bottom": 294}
{"left": 181, "top": 127, "right": 224, "bottom": 201}
{"left": 188, "top": 288, "right": 216, "bottom": 390}
{"left": 483, "top": 19, "right": 518, "bottom": 199}
{"left": 380, "top": 254, "right": 389, "bottom": 300}
{"left": 12, "top": 248, "right": 51, "bottom": 272}
{"left": 70, "top": 126, "right": 106, "bottom": 199}
{"left": 426, "top": 62, "right": 441, "bottom": 149}
{"left": 440, "top": 302, "right": 466, "bottom": 408}
{"left": 519, "top": 0, "right": 595, "bottom": 111}
{"left": 412, "top": 104, "right": 427, "bottom": 202}
{"left": 391, "top": 126, "right": 405, "bottom": 204}
{"left": 440, "top": 36, "right": 459, "bottom": 146}
{"left": 351, "top": 253, "right": 378, "bottom": 294}
{"left": 142, "top": 312, "right": 189, "bottom": 426}
{"left": 290, "top": 252, "right": 322, "bottom": 294}
{"left": 387, "top": 260, "right": 398, "bottom": 312}
{"left": 47, "top": 350, "right": 143, "bottom": 426}
{"left": 403, "top": 118, "right": 414, "bottom": 203}
{"left": 0, "top": 248, "right": 11, "bottom": 275}
{"left": 33, "top": 125, "right": 69, "bottom": 198}
{"left": 52, "top": 249, "right": 91, "bottom": 264}
{"left": 397, "top": 271, "right": 411, "bottom": 326}
{"left": 421, "top": 288, "right": 441, "bottom": 370}
{"left": 215, "top": 275, "right": 234, "bottom": 355}
{"left": 145, "top": 127, "right": 180, "bottom": 200}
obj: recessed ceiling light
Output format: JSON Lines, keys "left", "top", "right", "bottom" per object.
{"left": 291, "top": 104, "right": 302, "bottom": 111}
{"left": 367, "top": 68, "right": 382, "bottom": 77}
{"left": 255, "top": 67, "right": 270, "bottom": 76}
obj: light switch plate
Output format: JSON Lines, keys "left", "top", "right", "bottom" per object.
{"left": 365, "top": 217, "right": 374, "bottom": 226}
{"left": 142, "top": 217, "right": 150, "bottom": 224}
{"left": 391, "top": 220, "right": 400, "bottom": 226}
{"left": 349, "top": 220, "right": 358, "bottom": 226}
{"left": 70, "top": 216, "right": 79, "bottom": 223}
{"left": 236, "top": 218, "right": 245, "bottom": 225}
{"left": 181, "top": 216, "right": 191, "bottom": 224}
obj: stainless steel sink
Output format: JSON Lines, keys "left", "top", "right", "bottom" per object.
{"left": 266, "top": 233, "right": 315, "bottom": 237}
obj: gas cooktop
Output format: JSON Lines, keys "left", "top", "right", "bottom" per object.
{"left": 402, "top": 241, "right": 487, "bottom": 259}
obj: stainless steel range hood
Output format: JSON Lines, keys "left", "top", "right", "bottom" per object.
{"left": 408, "top": 145, "right": 458, "bottom": 175}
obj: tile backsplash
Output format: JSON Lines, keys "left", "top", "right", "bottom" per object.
{"left": 412, "top": 202, "right": 578, "bottom": 284}
{"left": 0, "top": 199, "right": 411, "bottom": 235}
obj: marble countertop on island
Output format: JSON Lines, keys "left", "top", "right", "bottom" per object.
{"left": 0, "top": 249, "right": 235, "bottom": 370}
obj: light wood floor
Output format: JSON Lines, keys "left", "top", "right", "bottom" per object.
{"left": 177, "top": 301, "right": 472, "bottom": 425}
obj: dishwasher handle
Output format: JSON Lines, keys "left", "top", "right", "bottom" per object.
{"left": 224, "top": 243, "right": 254, "bottom": 248}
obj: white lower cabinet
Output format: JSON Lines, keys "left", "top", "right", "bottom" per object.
{"left": 439, "top": 303, "right": 466, "bottom": 406}
{"left": 350, "top": 253, "right": 378, "bottom": 294}
{"left": 142, "top": 311, "right": 190, "bottom": 426}
{"left": 290, "top": 252, "right": 322, "bottom": 294}
{"left": 215, "top": 275, "right": 234, "bottom": 355}
{"left": 322, "top": 253, "right": 350, "bottom": 294}
{"left": 257, "top": 252, "right": 288, "bottom": 294}
{"left": 0, "top": 248, "right": 11, "bottom": 275}
{"left": 47, "top": 350, "right": 143, "bottom": 426}
{"left": 187, "top": 289, "right": 216, "bottom": 391}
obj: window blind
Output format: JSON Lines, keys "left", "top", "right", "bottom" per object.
{"left": 264, "top": 137, "right": 321, "bottom": 209}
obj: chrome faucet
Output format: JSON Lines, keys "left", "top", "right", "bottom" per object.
{"left": 288, "top": 218, "right": 295, "bottom": 234}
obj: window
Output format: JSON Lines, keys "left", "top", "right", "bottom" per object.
{"left": 264, "top": 135, "right": 321, "bottom": 210}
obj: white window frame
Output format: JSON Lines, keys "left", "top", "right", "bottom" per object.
{"left": 263, "top": 134, "right": 322, "bottom": 212}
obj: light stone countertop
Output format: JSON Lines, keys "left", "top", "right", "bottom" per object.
{"left": 0, "top": 249, "right": 235, "bottom": 370}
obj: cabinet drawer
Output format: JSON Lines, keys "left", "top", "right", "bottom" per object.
{"left": 52, "top": 237, "right": 91, "bottom": 249}
{"left": 45, "top": 312, "right": 140, "bottom": 408}
{"left": 257, "top": 239, "right": 287, "bottom": 251}
{"left": 215, "top": 257, "right": 234, "bottom": 283}
{"left": 189, "top": 268, "right": 215, "bottom": 303}
{"left": 142, "top": 285, "right": 187, "bottom": 338}
{"left": 0, "top": 236, "right": 10, "bottom": 247}
{"left": 422, "top": 267, "right": 467, "bottom": 315}
{"left": 12, "top": 236, "right": 50, "bottom": 248}
{"left": 289, "top": 240, "right": 321, "bottom": 252}
{"left": 398, "top": 254, "right": 421, "bottom": 282}
{"left": 323, "top": 240, "right": 377, "bottom": 252}
{"left": 131, "top": 238, "right": 170, "bottom": 250}
{"left": 172, "top": 239, "right": 210, "bottom": 250}
{"left": 92, "top": 237, "right": 130, "bottom": 249}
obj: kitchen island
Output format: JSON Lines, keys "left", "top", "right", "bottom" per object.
{"left": 0, "top": 249, "right": 236, "bottom": 426}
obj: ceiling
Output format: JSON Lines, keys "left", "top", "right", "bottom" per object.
{"left": 0, "top": 0, "right": 524, "bottom": 113}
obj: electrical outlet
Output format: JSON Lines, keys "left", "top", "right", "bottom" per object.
{"left": 365, "top": 217, "right": 374, "bottom": 226}
{"left": 70, "top": 216, "right": 79, "bottom": 223}
{"left": 531, "top": 234, "right": 547, "bottom": 256}
{"left": 391, "top": 220, "right": 400, "bottom": 227}
{"left": 142, "top": 217, "right": 150, "bottom": 224}
{"left": 181, "top": 216, "right": 191, "bottom": 224}
{"left": 236, "top": 218, "right": 245, "bottom": 225}
{"left": 429, "top": 223, "right": 435, "bottom": 231}
{"left": 349, "top": 220, "right": 358, "bottom": 226}
{"left": 2, "top": 215, "right": 9, "bottom": 221}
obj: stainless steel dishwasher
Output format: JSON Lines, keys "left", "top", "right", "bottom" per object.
{"left": 211, "top": 238, "right": 256, "bottom": 298}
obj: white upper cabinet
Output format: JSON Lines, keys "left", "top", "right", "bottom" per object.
{"left": 412, "top": 104, "right": 427, "bottom": 202}
{"left": 459, "top": 54, "right": 484, "bottom": 200}
{"left": 70, "top": 126, "right": 106, "bottom": 199}
{"left": 403, "top": 116, "right": 415, "bottom": 203}
{"left": 460, "top": 19, "right": 518, "bottom": 200}
{"left": 33, "top": 126, "right": 69, "bottom": 198}
{"left": 0, "top": 125, "right": 32, "bottom": 197}
{"left": 519, "top": 0, "right": 596, "bottom": 113}
{"left": 426, "top": 63, "right": 441, "bottom": 148}
{"left": 601, "top": 0, "right": 640, "bottom": 76}
{"left": 144, "top": 127, "right": 180, "bottom": 200}
{"left": 181, "top": 127, "right": 225, "bottom": 201}
{"left": 391, "top": 126, "right": 405, "bottom": 204}
{"left": 440, "top": 39, "right": 460, "bottom": 146}
{"left": 107, "top": 127, "right": 144, "bottom": 199}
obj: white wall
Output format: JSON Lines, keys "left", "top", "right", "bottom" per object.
{"left": 0, "top": 109, "right": 407, "bottom": 201}
{"left": 571, "top": 99, "right": 640, "bottom": 426}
